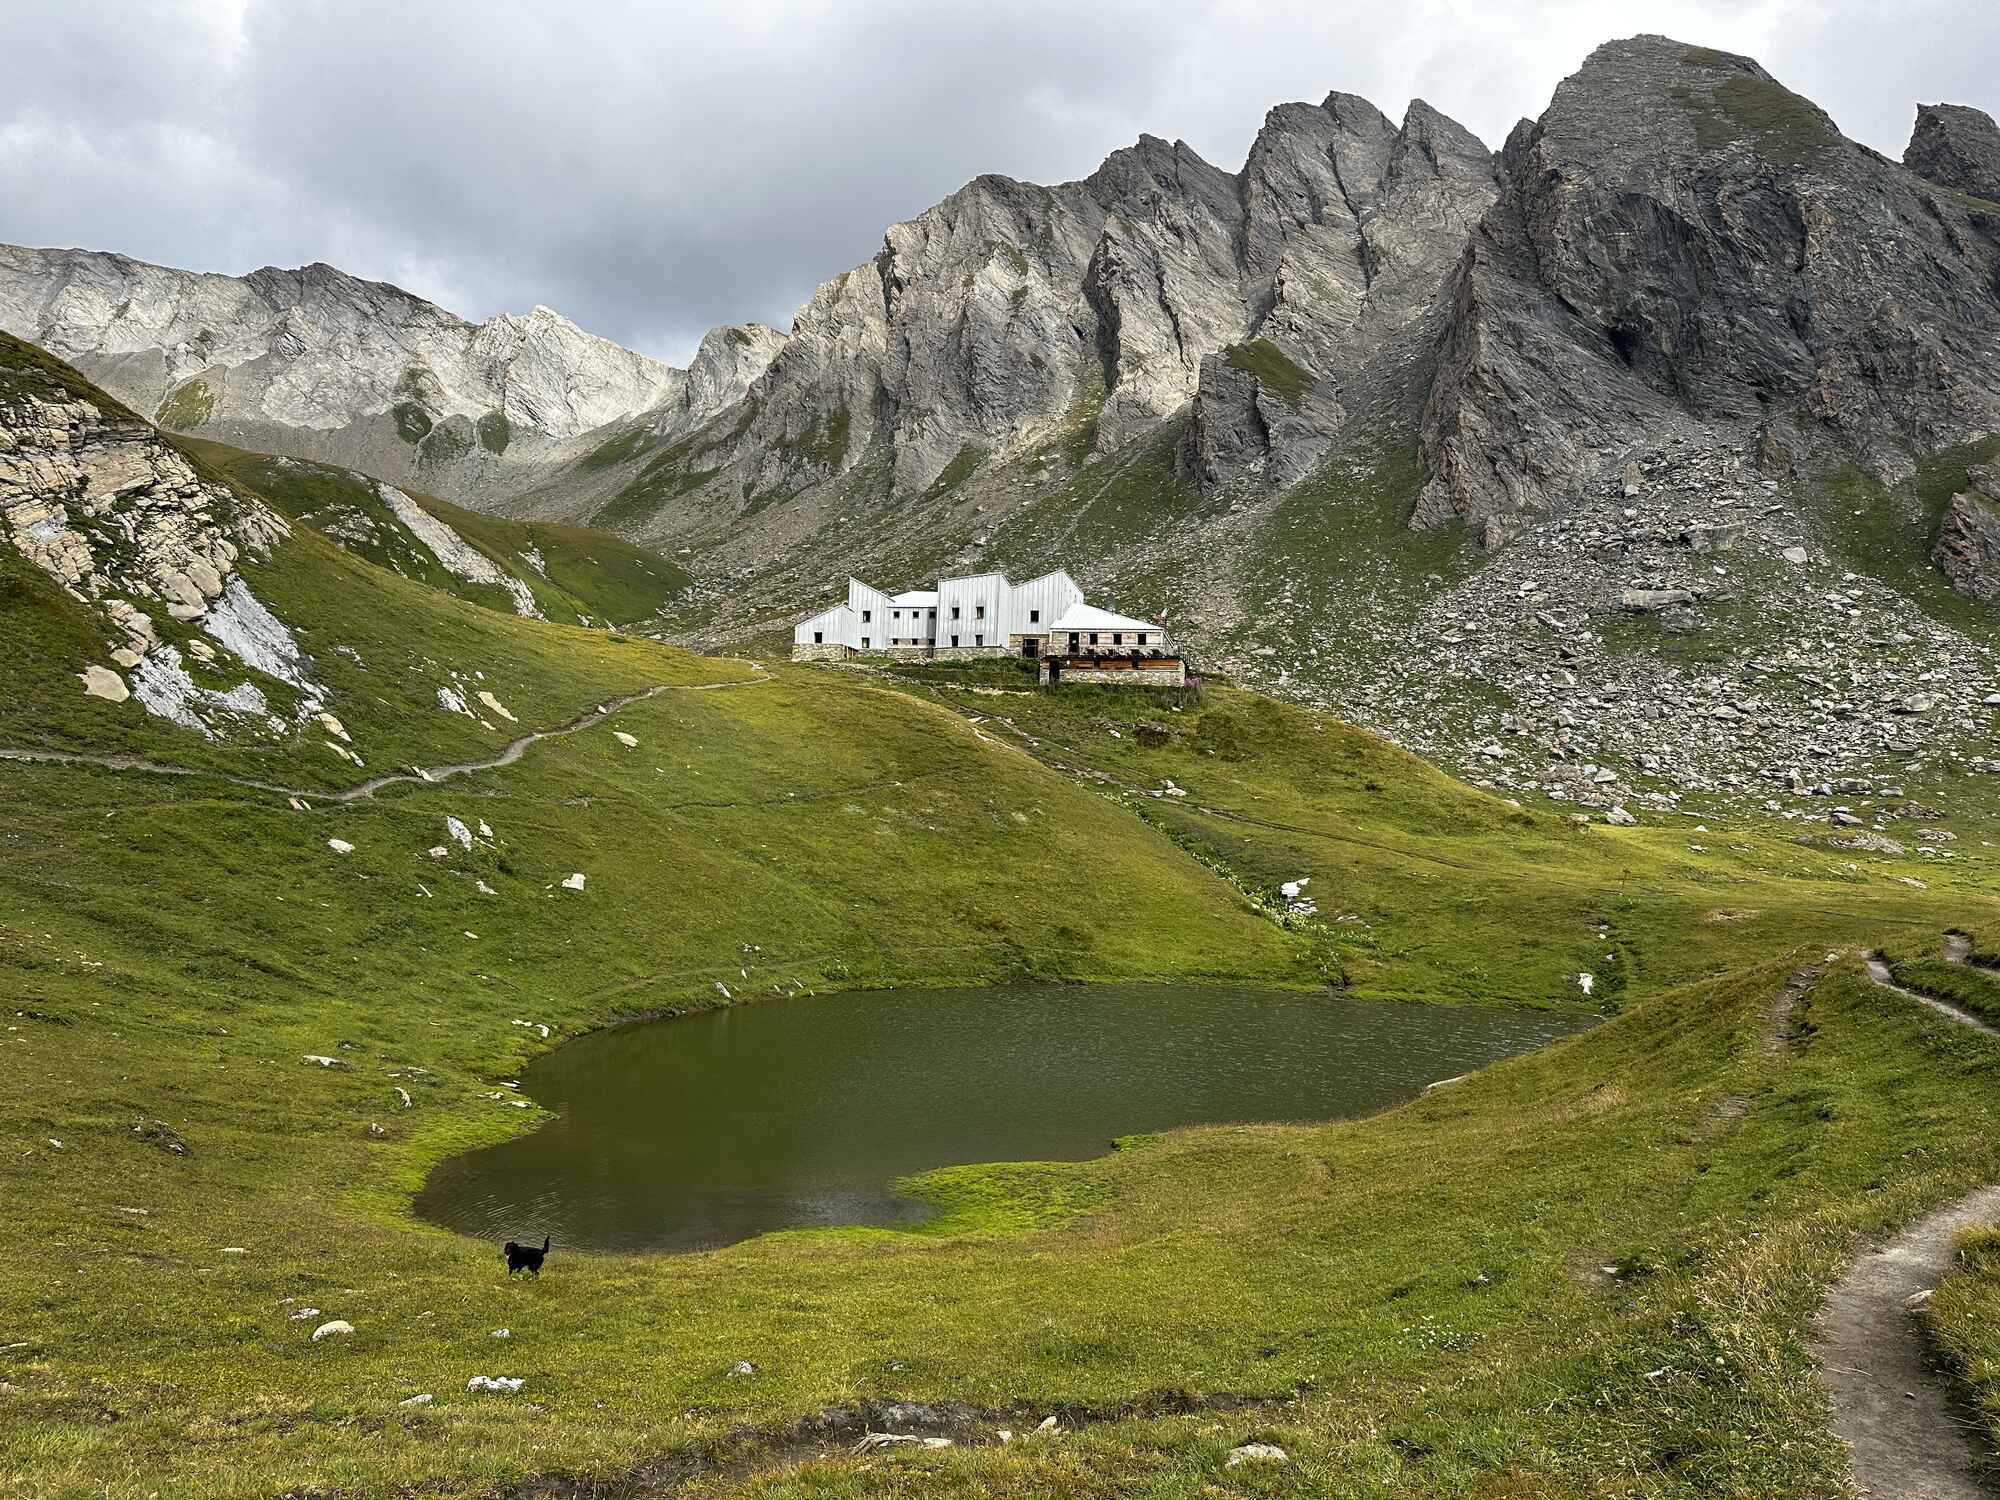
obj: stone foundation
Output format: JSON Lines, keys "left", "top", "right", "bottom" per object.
{"left": 790, "top": 642, "right": 853, "bottom": 662}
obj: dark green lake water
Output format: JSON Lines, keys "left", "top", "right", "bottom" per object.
{"left": 415, "top": 984, "right": 1590, "bottom": 1254}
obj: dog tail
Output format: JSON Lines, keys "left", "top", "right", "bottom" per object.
{"left": 541, "top": 1234, "right": 550, "bottom": 1253}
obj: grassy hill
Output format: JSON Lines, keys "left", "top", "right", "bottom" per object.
{"left": 181, "top": 436, "right": 693, "bottom": 628}
{"left": 4, "top": 339, "right": 2000, "bottom": 1497}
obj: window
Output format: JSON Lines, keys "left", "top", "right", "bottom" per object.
{"left": 862, "top": 608, "right": 872, "bottom": 623}
{"left": 951, "top": 605, "right": 961, "bottom": 620}
{"left": 1113, "top": 632, "right": 1123, "bottom": 645}
{"left": 1068, "top": 633, "right": 1080, "bottom": 651}
{"left": 975, "top": 604, "right": 986, "bottom": 619}
{"left": 928, "top": 608, "right": 936, "bottom": 617}
{"left": 951, "top": 635, "right": 959, "bottom": 647}
{"left": 1138, "top": 632, "right": 1148, "bottom": 645}
{"left": 975, "top": 634, "right": 984, "bottom": 646}
{"left": 1029, "top": 608, "right": 1040, "bottom": 623}
{"left": 861, "top": 637, "right": 871, "bottom": 649}
{"left": 1089, "top": 632, "right": 1099, "bottom": 645}
{"left": 813, "top": 631, "right": 823, "bottom": 644}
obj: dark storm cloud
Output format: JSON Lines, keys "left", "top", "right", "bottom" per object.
{"left": 2, "top": 1, "right": 1994, "bottom": 364}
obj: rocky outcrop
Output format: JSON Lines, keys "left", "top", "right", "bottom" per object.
{"left": 1416, "top": 37, "right": 2000, "bottom": 544}
{"left": 1904, "top": 103, "right": 2000, "bottom": 203}
{"left": 0, "top": 331, "right": 318, "bottom": 736}
{"left": 1934, "top": 462, "right": 2000, "bottom": 600}
{"left": 657, "top": 96, "right": 1494, "bottom": 511}
{"left": 0, "top": 246, "right": 784, "bottom": 501}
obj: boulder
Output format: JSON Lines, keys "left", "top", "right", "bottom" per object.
{"left": 79, "top": 664, "right": 128, "bottom": 702}
{"left": 1934, "top": 465, "right": 2000, "bottom": 601}
{"left": 311, "top": 1320, "right": 354, "bottom": 1342}
{"left": 1618, "top": 589, "right": 1694, "bottom": 613}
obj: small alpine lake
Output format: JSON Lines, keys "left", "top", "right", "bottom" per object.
{"left": 415, "top": 984, "right": 1594, "bottom": 1254}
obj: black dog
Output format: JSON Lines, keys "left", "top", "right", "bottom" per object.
{"left": 503, "top": 1235, "right": 550, "bottom": 1276}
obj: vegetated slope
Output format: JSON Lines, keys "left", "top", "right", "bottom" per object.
{"left": 6, "top": 633, "right": 2000, "bottom": 1495}
{"left": 181, "top": 436, "right": 692, "bottom": 627}
{"left": 5, "top": 338, "right": 2000, "bottom": 1495}
{"left": 0, "top": 243, "right": 786, "bottom": 502}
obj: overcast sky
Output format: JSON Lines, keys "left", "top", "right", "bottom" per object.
{"left": 2, "top": 0, "right": 1994, "bottom": 365}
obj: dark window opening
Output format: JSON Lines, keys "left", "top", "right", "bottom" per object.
{"left": 1029, "top": 608, "right": 1040, "bottom": 623}
{"left": 861, "top": 608, "right": 872, "bottom": 622}
{"left": 1112, "top": 632, "right": 1123, "bottom": 645}
{"left": 1138, "top": 632, "right": 1148, "bottom": 645}
{"left": 1089, "top": 632, "right": 1099, "bottom": 645}
{"left": 951, "top": 634, "right": 960, "bottom": 647}
{"left": 813, "top": 631, "right": 823, "bottom": 644}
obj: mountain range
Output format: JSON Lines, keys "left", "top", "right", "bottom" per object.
{"left": 3, "top": 33, "right": 1999, "bottom": 818}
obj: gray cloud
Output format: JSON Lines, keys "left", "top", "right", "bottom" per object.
{"left": 1, "top": 0, "right": 1994, "bottom": 364}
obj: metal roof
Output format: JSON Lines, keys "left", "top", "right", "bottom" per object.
{"left": 1047, "top": 603, "right": 1164, "bottom": 632}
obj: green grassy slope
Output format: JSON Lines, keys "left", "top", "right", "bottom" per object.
{"left": 181, "top": 436, "right": 692, "bottom": 627}
{"left": 1932, "top": 1222, "right": 2000, "bottom": 1459}
{"left": 6, "top": 341, "right": 2000, "bottom": 1496}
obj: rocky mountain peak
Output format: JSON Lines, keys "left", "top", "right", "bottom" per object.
{"left": 1417, "top": 32, "right": 2000, "bottom": 542}
{"left": 1905, "top": 101, "right": 2000, "bottom": 201}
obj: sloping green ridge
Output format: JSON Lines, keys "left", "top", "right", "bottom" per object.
{"left": 180, "top": 435, "right": 690, "bottom": 626}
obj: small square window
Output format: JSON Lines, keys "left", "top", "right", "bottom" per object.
{"left": 951, "top": 635, "right": 960, "bottom": 647}
{"left": 975, "top": 604, "right": 986, "bottom": 619}
{"left": 952, "top": 606, "right": 961, "bottom": 620}
{"left": 975, "top": 634, "right": 984, "bottom": 646}
{"left": 1138, "top": 633, "right": 1148, "bottom": 645}
{"left": 862, "top": 637, "right": 871, "bottom": 649}
{"left": 1029, "top": 609, "right": 1040, "bottom": 623}
{"left": 1113, "top": 632, "right": 1123, "bottom": 645}
{"left": 1089, "top": 632, "right": 1099, "bottom": 645}
{"left": 862, "top": 608, "right": 872, "bottom": 622}
{"left": 813, "top": 631, "right": 823, "bottom": 644}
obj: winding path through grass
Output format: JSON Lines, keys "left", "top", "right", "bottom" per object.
{"left": 0, "top": 666, "right": 768, "bottom": 804}
{"left": 1815, "top": 950, "right": 2000, "bottom": 1498}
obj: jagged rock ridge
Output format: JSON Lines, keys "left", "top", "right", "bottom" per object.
{"left": 0, "top": 245, "right": 784, "bottom": 500}
{"left": 1416, "top": 36, "right": 2000, "bottom": 544}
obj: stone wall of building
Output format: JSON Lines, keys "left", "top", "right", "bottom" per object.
{"left": 1044, "top": 658, "right": 1186, "bottom": 687}
{"left": 790, "top": 642, "right": 853, "bottom": 662}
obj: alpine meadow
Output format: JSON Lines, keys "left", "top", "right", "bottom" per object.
{"left": 4, "top": 12, "right": 2000, "bottom": 1499}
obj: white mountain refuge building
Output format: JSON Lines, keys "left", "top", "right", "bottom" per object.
{"left": 792, "top": 569, "right": 1184, "bottom": 685}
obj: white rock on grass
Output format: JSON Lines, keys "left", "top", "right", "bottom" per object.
{"left": 613, "top": 731, "right": 638, "bottom": 748}
{"left": 466, "top": 1375, "right": 524, "bottom": 1393}
{"left": 477, "top": 690, "right": 517, "bottom": 723}
{"left": 80, "top": 664, "right": 130, "bottom": 702}
{"left": 399, "top": 1393, "right": 433, "bottom": 1407}
{"left": 1226, "top": 1443, "right": 1288, "bottom": 1466}
{"left": 489, "top": 1328, "right": 511, "bottom": 1339}
{"left": 446, "top": 817, "right": 472, "bottom": 851}
{"left": 303, "top": 1054, "right": 347, "bottom": 1068}
{"left": 327, "top": 838, "right": 355, "bottom": 855}
{"left": 1577, "top": 972, "right": 1595, "bottom": 996}
{"left": 311, "top": 1320, "right": 354, "bottom": 1342}
{"left": 427, "top": 846, "right": 450, "bottom": 859}
{"left": 317, "top": 712, "right": 350, "bottom": 742}
{"left": 560, "top": 872, "right": 586, "bottom": 891}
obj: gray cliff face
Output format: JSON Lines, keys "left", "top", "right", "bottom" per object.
{"left": 1904, "top": 102, "right": 2000, "bottom": 202}
{"left": 673, "top": 98, "right": 1495, "bottom": 509}
{"left": 0, "top": 245, "right": 783, "bottom": 498}
{"left": 1935, "top": 463, "right": 2000, "bottom": 600}
{"left": 1416, "top": 36, "right": 2000, "bottom": 544}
